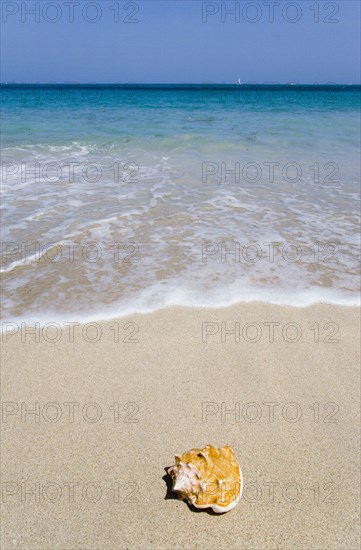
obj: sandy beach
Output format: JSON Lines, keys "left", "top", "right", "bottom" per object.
{"left": 2, "top": 2, "right": 360, "bottom": 547}
{"left": 1, "top": 302, "right": 360, "bottom": 549}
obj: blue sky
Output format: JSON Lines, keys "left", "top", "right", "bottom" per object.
{"left": 1, "top": 0, "right": 360, "bottom": 83}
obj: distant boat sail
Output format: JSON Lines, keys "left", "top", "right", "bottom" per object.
{"left": 236, "top": 78, "right": 242, "bottom": 85}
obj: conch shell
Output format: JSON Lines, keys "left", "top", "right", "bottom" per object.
{"left": 167, "top": 444, "right": 242, "bottom": 513}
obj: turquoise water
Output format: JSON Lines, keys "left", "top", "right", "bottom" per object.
{"left": 1, "top": 85, "right": 360, "bottom": 320}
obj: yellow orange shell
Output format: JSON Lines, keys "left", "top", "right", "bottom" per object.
{"left": 167, "top": 444, "right": 242, "bottom": 513}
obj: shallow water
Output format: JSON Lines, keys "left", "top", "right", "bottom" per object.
{"left": 1, "top": 85, "right": 360, "bottom": 321}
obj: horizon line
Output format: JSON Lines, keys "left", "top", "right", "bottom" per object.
{"left": 1, "top": 82, "right": 360, "bottom": 86}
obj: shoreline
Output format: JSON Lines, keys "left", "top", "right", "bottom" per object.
{"left": 2, "top": 302, "right": 360, "bottom": 548}
{"left": 1, "top": 293, "right": 360, "bottom": 328}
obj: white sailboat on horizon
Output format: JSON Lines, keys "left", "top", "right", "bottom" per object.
{"left": 236, "top": 78, "right": 242, "bottom": 85}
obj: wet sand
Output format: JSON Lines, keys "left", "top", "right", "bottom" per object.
{"left": 1, "top": 303, "right": 360, "bottom": 549}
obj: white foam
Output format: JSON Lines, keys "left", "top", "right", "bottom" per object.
{"left": 1, "top": 283, "right": 359, "bottom": 328}
{"left": 2, "top": 136, "right": 360, "bottom": 323}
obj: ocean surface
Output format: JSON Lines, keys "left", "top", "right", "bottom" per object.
{"left": 1, "top": 84, "right": 360, "bottom": 322}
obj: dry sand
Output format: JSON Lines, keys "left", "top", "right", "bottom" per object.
{"left": 1, "top": 303, "right": 360, "bottom": 549}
